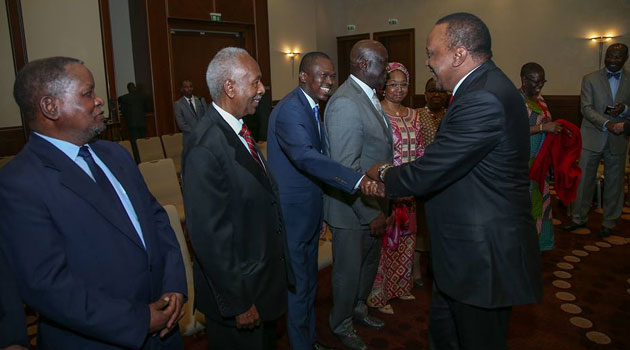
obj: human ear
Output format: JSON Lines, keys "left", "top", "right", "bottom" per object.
{"left": 40, "top": 96, "right": 60, "bottom": 121}
{"left": 224, "top": 79, "right": 236, "bottom": 99}
{"left": 453, "top": 47, "right": 467, "bottom": 67}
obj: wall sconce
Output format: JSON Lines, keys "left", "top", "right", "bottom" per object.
{"left": 589, "top": 35, "right": 616, "bottom": 69}
{"left": 285, "top": 51, "right": 300, "bottom": 77}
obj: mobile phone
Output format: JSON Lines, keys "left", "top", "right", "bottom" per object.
{"left": 604, "top": 105, "right": 615, "bottom": 115}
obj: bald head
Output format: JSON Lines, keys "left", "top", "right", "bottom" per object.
{"left": 520, "top": 62, "right": 544, "bottom": 78}
{"left": 349, "top": 40, "right": 388, "bottom": 89}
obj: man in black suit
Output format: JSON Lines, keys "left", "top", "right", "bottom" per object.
{"left": 118, "top": 82, "right": 149, "bottom": 159}
{"left": 368, "top": 13, "right": 542, "bottom": 349}
{"left": 183, "top": 47, "right": 294, "bottom": 350}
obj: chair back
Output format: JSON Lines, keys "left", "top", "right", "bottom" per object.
{"left": 138, "top": 159, "right": 185, "bottom": 221}
{"left": 161, "top": 133, "right": 183, "bottom": 173}
{"left": 136, "top": 137, "right": 165, "bottom": 162}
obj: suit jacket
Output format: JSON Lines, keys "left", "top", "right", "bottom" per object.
{"left": 267, "top": 87, "right": 362, "bottom": 241}
{"left": 580, "top": 68, "right": 630, "bottom": 154}
{"left": 0, "top": 134, "right": 187, "bottom": 349}
{"left": 174, "top": 96, "right": 207, "bottom": 134}
{"left": 385, "top": 60, "right": 542, "bottom": 309}
{"left": 118, "top": 91, "right": 149, "bottom": 128}
{"left": 324, "top": 77, "right": 393, "bottom": 228}
{"left": 183, "top": 104, "right": 294, "bottom": 325}
{"left": 0, "top": 247, "right": 28, "bottom": 349}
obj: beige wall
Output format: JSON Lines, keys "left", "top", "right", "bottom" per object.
{"left": 278, "top": 0, "right": 630, "bottom": 96}
{"left": 21, "top": 0, "right": 109, "bottom": 115}
{"left": 0, "top": 6, "right": 22, "bottom": 128}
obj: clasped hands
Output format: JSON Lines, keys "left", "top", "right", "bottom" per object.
{"left": 607, "top": 120, "right": 627, "bottom": 135}
{"left": 149, "top": 292, "right": 185, "bottom": 338}
{"left": 357, "top": 162, "right": 394, "bottom": 197}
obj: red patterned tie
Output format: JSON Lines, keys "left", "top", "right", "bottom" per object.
{"left": 239, "top": 123, "right": 265, "bottom": 172}
{"left": 448, "top": 94, "right": 454, "bottom": 106}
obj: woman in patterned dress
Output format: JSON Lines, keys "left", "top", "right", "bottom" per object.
{"left": 367, "top": 62, "right": 425, "bottom": 314}
{"left": 519, "top": 62, "right": 562, "bottom": 251}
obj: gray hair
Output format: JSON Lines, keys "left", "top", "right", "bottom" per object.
{"left": 206, "top": 47, "right": 250, "bottom": 100}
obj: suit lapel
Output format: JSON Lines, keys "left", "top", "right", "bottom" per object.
{"left": 615, "top": 69, "right": 629, "bottom": 103}
{"left": 29, "top": 135, "right": 146, "bottom": 251}
{"left": 346, "top": 78, "right": 392, "bottom": 142}
{"left": 295, "top": 88, "right": 324, "bottom": 152}
{"left": 597, "top": 69, "right": 614, "bottom": 104}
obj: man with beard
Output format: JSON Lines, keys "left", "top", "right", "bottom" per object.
{"left": 267, "top": 52, "right": 376, "bottom": 350}
{"left": 0, "top": 56, "right": 187, "bottom": 349}
{"left": 563, "top": 43, "right": 630, "bottom": 237}
{"left": 323, "top": 40, "right": 392, "bottom": 350}
{"left": 367, "top": 13, "right": 542, "bottom": 349}
{"left": 183, "top": 47, "right": 294, "bottom": 350}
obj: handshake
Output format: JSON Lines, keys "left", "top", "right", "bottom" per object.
{"left": 358, "top": 162, "right": 394, "bottom": 197}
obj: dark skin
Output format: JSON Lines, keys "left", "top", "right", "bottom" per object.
{"left": 424, "top": 78, "right": 447, "bottom": 119}
{"left": 603, "top": 44, "right": 628, "bottom": 119}
{"left": 520, "top": 68, "right": 562, "bottom": 135}
{"left": 181, "top": 80, "right": 194, "bottom": 99}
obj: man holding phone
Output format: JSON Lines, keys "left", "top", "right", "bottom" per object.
{"left": 563, "top": 43, "right": 630, "bottom": 237}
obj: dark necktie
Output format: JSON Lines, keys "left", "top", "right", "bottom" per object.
{"left": 607, "top": 71, "right": 621, "bottom": 80}
{"left": 239, "top": 124, "right": 266, "bottom": 173}
{"left": 78, "top": 146, "right": 137, "bottom": 234}
{"left": 313, "top": 105, "right": 322, "bottom": 138}
{"left": 188, "top": 98, "right": 197, "bottom": 116}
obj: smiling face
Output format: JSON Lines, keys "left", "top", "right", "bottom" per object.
{"left": 426, "top": 23, "right": 457, "bottom": 91}
{"left": 300, "top": 56, "right": 336, "bottom": 103}
{"left": 231, "top": 55, "right": 265, "bottom": 117}
{"left": 383, "top": 70, "right": 408, "bottom": 104}
{"left": 605, "top": 44, "right": 628, "bottom": 73}
{"left": 55, "top": 64, "right": 106, "bottom": 145}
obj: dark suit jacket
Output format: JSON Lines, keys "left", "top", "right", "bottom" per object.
{"left": 0, "top": 248, "right": 28, "bottom": 349}
{"left": 0, "top": 134, "right": 187, "bottom": 349}
{"left": 385, "top": 60, "right": 542, "bottom": 308}
{"left": 118, "top": 91, "right": 149, "bottom": 128}
{"left": 183, "top": 105, "right": 294, "bottom": 325}
{"left": 267, "top": 87, "right": 362, "bottom": 241}
{"left": 174, "top": 96, "right": 207, "bottom": 134}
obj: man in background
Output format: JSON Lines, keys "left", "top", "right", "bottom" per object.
{"left": 174, "top": 80, "right": 207, "bottom": 135}
{"left": 118, "top": 82, "right": 149, "bottom": 160}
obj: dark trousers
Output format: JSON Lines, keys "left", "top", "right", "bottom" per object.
{"left": 205, "top": 318, "right": 277, "bottom": 350}
{"left": 429, "top": 283, "right": 511, "bottom": 350}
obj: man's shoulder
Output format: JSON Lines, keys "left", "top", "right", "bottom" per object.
{"left": 583, "top": 69, "right": 605, "bottom": 81}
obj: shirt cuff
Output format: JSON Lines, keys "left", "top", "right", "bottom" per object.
{"left": 354, "top": 175, "right": 365, "bottom": 190}
{"left": 602, "top": 120, "right": 609, "bottom": 131}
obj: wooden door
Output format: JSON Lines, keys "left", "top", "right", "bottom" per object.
{"left": 373, "top": 28, "right": 415, "bottom": 107}
{"left": 336, "top": 33, "right": 370, "bottom": 85}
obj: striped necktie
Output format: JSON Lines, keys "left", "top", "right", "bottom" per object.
{"left": 239, "top": 123, "right": 265, "bottom": 172}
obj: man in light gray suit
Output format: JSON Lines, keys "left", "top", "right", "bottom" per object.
{"left": 563, "top": 43, "right": 630, "bottom": 237}
{"left": 174, "top": 80, "right": 207, "bottom": 134}
{"left": 324, "top": 40, "right": 392, "bottom": 350}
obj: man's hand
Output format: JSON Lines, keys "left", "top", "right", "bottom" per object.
{"left": 366, "top": 162, "right": 392, "bottom": 182}
{"left": 369, "top": 213, "right": 387, "bottom": 237}
{"left": 606, "top": 121, "right": 625, "bottom": 134}
{"left": 359, "top": 176, "right": 385, "bottom": 197}
{"left": 542, "top": 121, "right": 563, "bottom": 134}
{"left": 236, "top": 305, "right": 260, "bottom": 329}
{"left": 608, "top": 103, "right": 625, "bottom": 117}
{"left": 148, "top": 295, "right": 177, "bottom": 335}
{"left": 159, "top": 292, "right": 185, "bottom": 338}
{"left": 320, "top": 221, "right": 328, "bottom": 239}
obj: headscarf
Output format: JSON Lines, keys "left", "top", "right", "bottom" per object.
{"left": 386, "top": 62, "right": 409, "bottom": 83}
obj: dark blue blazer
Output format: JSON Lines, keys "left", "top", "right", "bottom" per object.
{"left": 0, "top": 134, "right": 186, "bottom": 349}
{"left": 267, "top": 87, "right": 362, "bottom": 241}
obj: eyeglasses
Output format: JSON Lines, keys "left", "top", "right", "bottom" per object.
{"left": 385, "top": 83, "right": 409, "bottom": 88}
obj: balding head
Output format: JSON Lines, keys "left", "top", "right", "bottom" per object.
{"left": 349, "top": 40, "right": 388, "bottom": 89}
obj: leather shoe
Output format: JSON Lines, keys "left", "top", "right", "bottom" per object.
{"left": 354, "top": 314, "right": 385, "bottom": 329}
{"left": 560, "top": 223, "right": 585, "bottom": 232}
{"left": 335, "top": 330, "right": 367, "bottom": 350}
{"left": 598, "top": 226, "right": 612, "bottom": 238}
{"left": 313, "top": 341, "right": 336, "bottom": 350}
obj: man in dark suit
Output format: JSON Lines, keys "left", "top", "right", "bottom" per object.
{"left": 563, "top": 43, "right": 629, "bottom": 237}
{"left": 183, "top": 47, "right": 294, "bottom": 350}
{"left": 324, "top": 40, "right": 392, "bottom": 350}
{"left": 368, "top": 13, "right": 542, "bottom": 349}
{"left": 174, "top": 80, "right": 207, "bottom": 135}
{"left": 267, "top": 52, "right": 375, "bottom": 350}
{"left": 118, "top": 82, "right": 149, "bottom": 159}
{"left": 0, "top": 57, "right": 187, "bottom": 349}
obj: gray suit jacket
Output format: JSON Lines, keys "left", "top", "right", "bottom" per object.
{"left": 174, "top": 96, "right": 207, "bottom": 133}
{"left": 324, "top": 77, "right": 393, "bottom": 229}
{"left": 580, "top": 68, "right": 630, "bottom": 154}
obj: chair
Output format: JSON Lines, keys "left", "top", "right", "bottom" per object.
{"left": 161, "top": 133, "right": 183, "bottom": 173}
{"left": 0, "top": 155, "right": 15, "bottom": 169}
{"left": 116, "top": 140, "right": 134, "bottom": 160}
{"left": 138, "top": 159, "right": 185, "bottom": 222}
{"left": 136, "top": 137, "right": 165, "bottom": 163}
{"left": 163, "top": 204, "right": 205, "bottom": 336}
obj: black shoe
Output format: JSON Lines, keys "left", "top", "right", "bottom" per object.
{"left": 354, "top": 314, "right": 385, "bottom": 330}
{"left": 560, "top": 223, "right": 586, "bottom": 232}
{"left": 598, "top": 227, "right": 612, "bottom": 238}
{"left": 335, "top": 330, "right": 367, "bottom": 350}
{"left": 313, "top": 341, "right": 336, "bottom": 350}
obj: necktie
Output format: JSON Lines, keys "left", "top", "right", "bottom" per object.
{"left": 78, "top": 146, "right": 139, "bottom": 237}
{"left": 239, "top": 123, "right": 265, "bottom": 172}
{"left": 448, "top": 94, "right": 454, "bottom": 105}
{"left": 370, "top": 93, "right": 388, "bottom": 126}
{"left": 607, "top": 71, "right": 621, "bottom": 80}
{"left": 188, "top": 98, "right": 197, "bottom": 115}
{"left": 313, "top": 105, "right": 322, "bottom": 138}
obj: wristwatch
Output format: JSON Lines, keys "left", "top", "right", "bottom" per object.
{"left": 377, "top": 164, "right": 393, "bottom": 182}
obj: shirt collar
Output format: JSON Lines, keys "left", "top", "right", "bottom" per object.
{"left": 212, "top": 102, "right": 243, "bottom": 135}
{"left": 299, "top": 88, "right": 318, "bottom": 110}
{"left": 452, "top": 64, "right": 482, "bottom": 97}
{"left": 605, "top": 69, "right": 622, "bottom": 77}
{"left": 350, "top": 74, "right": 377, "bottom": 99}
{"left": 34, "top": 131, "right": 85, "bottom": 161}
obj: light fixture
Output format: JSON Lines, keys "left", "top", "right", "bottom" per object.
{"left": 285, "top": 51, "right": 300, "bottom": 77}
{"left": 588, "top": 35, "right": 617, "bottom": 69}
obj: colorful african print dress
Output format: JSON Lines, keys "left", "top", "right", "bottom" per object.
{"left": 522, "top": 92, "right": 554, "bottom": 251}
{"left": 367, "top": 107, "right": 425, "bottom": 308}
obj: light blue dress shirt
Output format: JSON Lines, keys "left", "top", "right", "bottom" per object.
{"left": 34, "top": 132, "right": 146, "bottom": 248}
